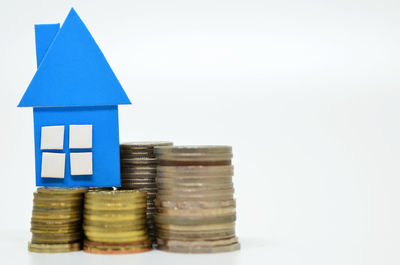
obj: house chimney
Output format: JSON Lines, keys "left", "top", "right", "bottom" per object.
{"left": 34, "top": 24, "right": 60, "bottom": 68}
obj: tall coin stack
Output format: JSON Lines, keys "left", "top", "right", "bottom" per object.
{"left": 28, "top": 187, "right": 86, "bottom": 253}
{"left": 154, "top": 146, "right": 240, "bottom": 253}
{"left": 83, "top": 190, "right": 152, "bottom": 254}
{"left": 119, "top": 141, "right": 173, "bottom": 242}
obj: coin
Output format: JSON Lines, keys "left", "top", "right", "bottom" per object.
{"left": 157, "top": 184, "right": 234, "bottom": 192}
{"left": 31, "top": 231, "right": 82, "bottom": 244}
{"left": 156, "top": 192, "right": 234, "bottom": 201}
{"left": 83, "top": 224, "right": 147, "bottom": 233}
{"left": 158, "top": 236, "right": 238, "bottom": 247}
{"left": 120, "top": 182, "right": 157, "bottom": 189}
{"left": 155, "top": 214, "right": 236, "bottom": 225}
{"left": 156, "top": 222, "right": 236, "bottom": 231}
{"left": 156, "top": 176, "right": 232, "bottom": 184}
{"left": 120, "top": 152, "right": 154, "bottom": 158}
{"left": 84, "top": 212, "right": 146, "bottom": 222}
{"left": 121, "top": 141, "right": 173, "bottom": 148}
{"left": 33, "top": 193, "right": 83, "bottom": 201}
{"left": 31, "top": 226, "right": 80, "bottom": 233}
{"left": 31, "top": 212, "right": 82, "bottom": 220}
{"left": 154, "top": 146, "right": 233, "bottom": 163}
{"left": 83, "top": 218, "right": 146, "bottom": 228}
{"left": 32, "top": 200, "right": 83, "bottom": 208}
{"left": 86, "top": 189, "right": 146, "bottom": 197}
{"left": 121, "top": 173, "right": 156, "bottom": 178}
{"left": 121, "top": 158, "right": 158, "bottom": 165}
{"left": 31, "top": 219, "right": 81, "bottom": 226}
{"left": 83, "top": 190, "right": 151, "bottom": 246}
{"left": 83, "top": 239, "right": 152, "bottom": 254}
{"left": 154, "top": 145, "right": 239, "bottom": 253}
{"left": 29, "top": 188, "right": 85, "bottom": 251}
{"left": 121, "top": 166, "right": 157, "bottom": 173}
{"left": 157, "top": 228, "right": 236, "bottom": 240}
{"left": 84, "top": 200, "right": 146, "bottom": 210}
{"left": 157, "top": 165, "right": 234, "bottom": 177}
{"left": 85, "top": 230, "right": 149, "bottom": 243}
{"left": 37, "top": 187, "right": 87, "bottom": 194}
{"left": 157, "top": 242, "right": 240, "bottom": 253}
{"left": 154, "top": 199, "right": 236, "bottom": 209}
{"left": 156, "top": 206, "right": 236, "bottom": 217}
{"left": 28, "top": 242, "right": 82, "bottom": 253}
{"left": 119, "top": 141, "right": 173, "bottom": 242}
{"left": 155, "top": 145, "right": 232, "bottom": 154}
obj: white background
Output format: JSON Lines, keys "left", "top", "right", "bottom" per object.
{"left": 1, "top": 0, "right": 399, "bottom": 264}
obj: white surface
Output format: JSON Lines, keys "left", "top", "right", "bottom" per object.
{"left": 1, "top": 0, "right": 400, "bottom": 264}
{"left": 0, "top": 230, "right": 264, "bottom": 265}
{"left": 40, "top": 125, "right": 64, "bottom": 150}
{"left": 70, "top": 152, "right": 93, "bottom": 175}
{"left": 0, "top": 229, "right": 396, "bottom": 265}
{"left": 41, "top": 152, "right": 65, "bottom": 178}
{"left": 69, "top": 125, "right": 92, "bottom": 149}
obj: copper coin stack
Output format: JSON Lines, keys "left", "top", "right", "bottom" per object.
{"left": 154, "top": 146, "right": 240, "bottom": 253}
{"left": 118, "top": 142, "right": 173, "bottom": 242}
{"left": 28, "top": 187, "right": 86, "bottom": 253}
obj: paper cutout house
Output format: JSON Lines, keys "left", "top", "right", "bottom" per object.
{"left": 18, "top": 8, "right": 131, "bottom": 187}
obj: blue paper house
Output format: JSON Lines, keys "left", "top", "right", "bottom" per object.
{"left": 18, "top": 8, "right": 131, "bottom": 187}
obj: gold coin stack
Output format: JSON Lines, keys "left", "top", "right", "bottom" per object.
{"left": 83, "top": 190, "right": 152, "bottom": 254}
{"left": 154, "top": 146, "right": 240, "bottom": 253}
{"left": 28, "top": 187, "right": 86, "bottom": 253}
{"left": 119, "top": 141, "right": 173, "bottom": 242}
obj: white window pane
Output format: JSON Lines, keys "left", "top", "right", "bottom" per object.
{"left": 70, "top": 152, "right": 92, "bottom": 175}
{"left": 69, "top": 125, "right": 92, "bottom": 149}
{"left": 41, "top": 152, "right": 65, "bottom": 178}
{"left": 41, "top": 125, "right": 64, "bottom": 150}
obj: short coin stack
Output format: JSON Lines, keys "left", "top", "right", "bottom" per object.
{"left": 28, "top": 187, "right": 86, "bottom": 253}
{"left": 83, "top": 190, "right": 152, "bottom": 254}
{"left": 154, "top": 146, "right": 240, "bottom": 253}
{"left": 119, "top": 141, "right": 173, "bottom": 242}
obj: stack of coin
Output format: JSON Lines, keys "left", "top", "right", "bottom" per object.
{"left": 28, "top": 187, "right": 86, "bottom": 253}
{"left": 83, "top": 190, "right": 152, "bottom": 254}
{"left": 119, "top": 141, "right": 173, "bottom": 242}
{"left": 154, "top": 146, "right": 240, "bottom": 253}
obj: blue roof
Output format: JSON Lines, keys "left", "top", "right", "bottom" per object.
{"left": 18, "top": 8, "right": 131, "bottom": 107}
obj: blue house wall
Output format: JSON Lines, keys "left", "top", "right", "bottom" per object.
{"left": 33, "top": 106, "right": 121, "bottom": 187}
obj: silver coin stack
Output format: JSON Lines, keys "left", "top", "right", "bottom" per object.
{"left": 119, "top": 142, "right": 173, "bottom": 242}
{"left": 154, "top": 146, "right": 240, "bottom": 253}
